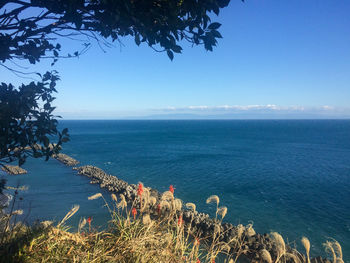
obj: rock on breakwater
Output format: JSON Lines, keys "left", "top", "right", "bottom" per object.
{"left": 1, "top": 165, "right": 27, "bottom": 175}
{"left": 53, "top": 153, "right": 79, "bottom": 166}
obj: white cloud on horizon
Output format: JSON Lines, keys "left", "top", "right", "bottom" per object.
{"left": 159, "top": 104, "right": 337, "bottom": 112}
{"left": 55, "top": 105, "right": 350, "bottom": 119}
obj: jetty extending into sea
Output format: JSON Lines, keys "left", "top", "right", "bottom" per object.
{"left": 3, "top": 152, "right": 325, "bottom": 263}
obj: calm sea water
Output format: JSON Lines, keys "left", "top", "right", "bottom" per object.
{"left": 3, "top": 120, "right": 350, "bottom": 259}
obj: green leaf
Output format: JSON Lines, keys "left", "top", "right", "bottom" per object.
{"left": 49, "top": 81, "right": 56, "bottom": 89}
{"left": 43, "top": 136, "right": 49, "bottom": 147}
{"left": 135, "top": 34, "right": 141, "bottom": 46}
{"left": 167, "top": 50, "right": 174, "bottom": 61}
{"left": 208, "top": 22, "right": 221, "bottom": 30}
{"left": 212, "top": 30, "right": 223, "bottom": 38}
{"left": 172, "top": 45, "right": 182, "bottom": 54}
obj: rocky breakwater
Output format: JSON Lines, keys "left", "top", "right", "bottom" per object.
{"left": 1, "top": 165, "right": 27, "bottom": 175}
{"left": 73, "top": 165, "right": 330, "bottom": 263}
{"left": 73, "top": 165, "right": 161, "bottom": 201}
{"left": 53, "top": 153, "right": 79, "bottom": 166}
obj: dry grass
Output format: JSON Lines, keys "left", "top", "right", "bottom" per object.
{"left": 0, "top": 182, "right": 345, "bottom": 263}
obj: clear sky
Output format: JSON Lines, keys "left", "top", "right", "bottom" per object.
{"left": 1, "top": 0, "right": 350, "bottom": 119}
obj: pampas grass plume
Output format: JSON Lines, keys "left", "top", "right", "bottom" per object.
{"left": 149, "top": 196, "right": 157, "bottom": 206}
{"left": 58, "top": 204, "right": 79, "bottom": 227}
{"left": 324, "top": 241, "right": 337, "bottom": 263}
{"left": 88, "top": 193, "right": 102, "bottom": 200}
{"left": 185, "top": 202, "right": 196, "bottom": 212}
{"left": 174, "top": 198, "right": 182, "bottom": 211}
{"left": 161, "top": 191, "right": 174, "bottom": 201}
{"left": 78, "top": 218, "right": 86, "bottom": 232}
{"left": 206, "top": 195, "right": 219, "bottom": 205}
{"left": 260, "top": 249, "right": 272, "bottom": 263}
{"left": 237, "top": 224, "right": 244, "bottom": 238}
{"left": 271, "top": 232, "right": 286, "bottom": 255}
{"left": 111, "top": 193, "right": 118, "bottom": 203}
{"left": 160, "top": 200, "right": 171, "bottom": 211}
{"left": 301, "top": 237, "right": 310, "bottom": 263}
{"left": 214, "top": 224, "right": 221, "bottom": 237}
{"left": 246, "top": 224, "right": 255, "bottom": 237}
{"left": 12, "top": 210, "right": 23, "bottom": 215}
{"left": 217, "top": 206, "right": 227, "bottom": 219}
{"left": 332, "top": 240, "right": 343, "bottom": 260}
{"left": 117, "top": 194, "right": 127, "bottom": 209}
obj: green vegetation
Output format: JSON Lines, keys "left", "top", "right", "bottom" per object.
{"left": 0, "top": 183, "right": 344, "bottom": 263}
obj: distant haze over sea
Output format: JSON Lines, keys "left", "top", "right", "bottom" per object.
{"left": 56, "top": 105, "right": 350, "bottom": 120}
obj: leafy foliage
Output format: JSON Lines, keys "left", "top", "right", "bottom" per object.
{"left": 0, "top": 71, "right": 69, "bottom": 166}
{"left": 0, "top": 0, "right": 236, "bottom": 63}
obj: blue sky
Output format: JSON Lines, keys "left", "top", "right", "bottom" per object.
{"left": 1, "top": 0, "right": 350, "bottom": 119}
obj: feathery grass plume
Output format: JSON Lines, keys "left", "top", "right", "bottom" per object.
{"left": 161, "top": 191, "right": 174, "bottom": 201}
{"left": 246, "top": 224, "right": 255, "bottom": 237}
{"left": 222, "top": 243, "right": 231, "bottom": 253}
{"left": 12, "top": 210, "right": 23, "bottom": 215}
{"left": 271, "top": 232, "right": 286, "bottom": 261}
{"left": 142, "top": 187, "right": 150, "bottom": 201}
{"left": 260, "top": 249, "right": 272, "bottom": 263}
{"left": 58, "top": 205, "right": 79, "bottom": 227}
{"left": 40, "top": 221, "right": 53, "bottom": 228}
{"left": 206, "top": 195, "right": 220, "bottom": 205}
{"left": 324, "top": 240, "right": 343, "bottom": 263}
{"left": 332, "top": 240, "right": 343, "bottom": 260}
{"left": 117, "top": 194, "right": 127, "bottom": 209}
{"left": 213, "top": 224, "right": 221, "bottom": 237}
{"left": 149, "top": 196, "right": 157, "bottom": 206}
{"left": 185, "top": 202, "right": 196, "bottom": 212}
{"left": 78, "top": 218, "right": 86, "bottom": 232}
{"left": 271, "top": 232, "right": 286, "bottom": 251}
{"left": 301, "top": 237, "right": 310, "bottom": 263}
{"left": 237, "top": 224, "right": 244, "bottom": 238}
{"left": 88, "top": 193, "right": 102, "bottom": 200}
{"left": 160, "top": 200, "right": 171, "bottom": 211}
{"left": 111, "top": 193, "right": 118, "bottom": 203}
{"left": 217, "top": 206, "right": 227, "bottom": 220}
{"left": 324, "top": 241, "right": 337, "bottom": 263}
{"left": 143, "top": 187, "right": 150, "bottom": 198}
{"left": 141, "top": 187, "right": 150, "bottom": 211}
{"left": 174, "top": 198, "right": 182, "bottom": 211}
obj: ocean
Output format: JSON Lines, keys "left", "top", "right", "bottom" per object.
{"left": 3, "top": 120, "right": 350, "bottom": 259}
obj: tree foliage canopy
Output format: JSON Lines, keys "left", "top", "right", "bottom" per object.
{"left": 0, "top": 0, "right": 233, "bottom": 63}
{"left": 0, "top": 0, "right": 234, "bottom": 167}
{"left": 0, "top": 71, "right": 69, "bottom": 166}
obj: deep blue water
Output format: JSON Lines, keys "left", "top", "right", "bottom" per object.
{"left": 3, "top": 120, "right": 350, "bottom": 259}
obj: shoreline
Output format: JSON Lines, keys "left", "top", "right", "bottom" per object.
{"left": 44, "top": 152, "right": 332, "bottom": 263}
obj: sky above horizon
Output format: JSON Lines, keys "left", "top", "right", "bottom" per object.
{"left": 1, "top": 0, "right": 350, "bottom": 119}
